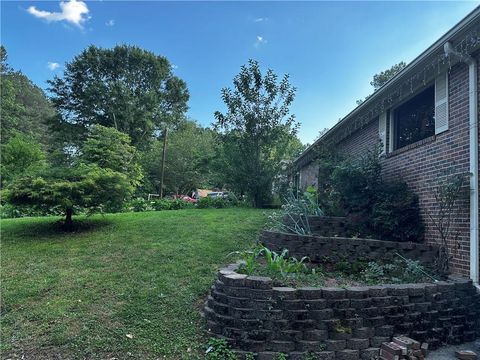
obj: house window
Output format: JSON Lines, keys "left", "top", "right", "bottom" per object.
{"left": 393, "top": 86, "right": 435, "bottom": 150}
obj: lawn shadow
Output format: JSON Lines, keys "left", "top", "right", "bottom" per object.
{"left": 1, "top": 216, "right": 114, "bottom": 243}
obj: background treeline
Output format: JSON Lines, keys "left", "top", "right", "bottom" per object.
{"left": 1, "top": 45, "right": 303, "bottom": 225}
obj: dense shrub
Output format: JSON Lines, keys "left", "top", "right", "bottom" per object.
{"left": 317, "top": 145, "right": 424, "bottom": 242}
{"left": 1, "top": 195, "right": 246, "bottom": 218}
{"left": 151, "top": 199, "right": 173, "bottom": 211}
{"left": 371, "top": 181, "right": 424, "bottom": 242}
{"left": 0, "top": 203, "right": 68, "bottom": 218}
{"left": 128, "top": 198, "right": 152, "bottom": 212}
{"left": 362, "top": 258, "right": 431, "bottom": 284}
{"left": 169, "top": 199, "right": 195, "bottom": 210}
{"left": 197, "top": 195, "right": 240, "bottom": 209}
{"left": 125, "top": 198, "right": 195, "bottom": 212}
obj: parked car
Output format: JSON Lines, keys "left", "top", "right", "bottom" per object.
{"left": 172, "top": 194, "right": 198, "bottom": 203}
{"left": 207, "top": 191, "right": 229, "bottom": 198}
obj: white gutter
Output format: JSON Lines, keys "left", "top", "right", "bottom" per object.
{"left": 444, "top": 42, "right": 479, "bottom": 285}
{"left": 294, "top": 6, "right": 480, "bottom": 166}
{"left": 468, "top": 58, "right": 479, "bottom": 286}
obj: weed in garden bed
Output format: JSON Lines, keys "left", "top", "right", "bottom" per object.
{"left": 234, "top": 246, "right": 435, "bottom": 287}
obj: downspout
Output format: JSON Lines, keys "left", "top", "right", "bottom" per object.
{"left": 468, "top": 57, "right": 479, "bottom": 287}
{"left": 444, "top": 42, "right": 479, "bottom": 285}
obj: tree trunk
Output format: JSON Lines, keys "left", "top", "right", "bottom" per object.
{"left": 64, "top": 207, "right": 74, "bottom": 230}
{"left": 160, "top": 127, "right": 168, "bottom": 198}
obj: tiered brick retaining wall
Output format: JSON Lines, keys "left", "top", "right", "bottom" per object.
{"left": 293, "top": 58, "right": 480, "bottom": 276}
{"left": 204, "top": 262, "right": 480, "bottom": 360}
{"left": 261, "top": 231, "right": 439, "bottom": 268}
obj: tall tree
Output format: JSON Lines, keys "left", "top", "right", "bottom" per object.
{"left": 370, "top": 61, "right": 407, "bottom": 91}
{"left": 48, "top": 45, "right": 189, "bottom": 149}
{"left": 356, "top": 61, "right": 407, "bottom": 105}
{"left": 1, "top": 46, "right": 56, "bottom": 145}
{"left": 140, "top": 120, "right": 219, "bottom": 195}
{"left": 1, "top": 132, "right": 46, "bottom": 187}
{"left": 214, "top": 60, "right": 299, "bottom": 207}
{"left": 10, "top": 72, "right": 57, "bottom": 144}
{"left": 0, "top": 55, "right": 21, "bottom": 142}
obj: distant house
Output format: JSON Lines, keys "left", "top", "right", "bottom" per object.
{"left": 291, "top": 8, "right": 480, "bottom": 283}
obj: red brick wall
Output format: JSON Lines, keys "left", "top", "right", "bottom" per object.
{"left": 327, "top": 59, "right": 479, "bottom": 276}
{"left": 299, "top": 161, "right": 319, "bottom": 190}
{"left": 336, "top": 120, "right": 379, "bottom": 158}
{"left": 381, "top": 61, "right": 471, "bottom": 275}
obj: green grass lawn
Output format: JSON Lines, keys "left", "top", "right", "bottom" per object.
{"left": 1, "top": 208, "right": 267, "bottom": 360}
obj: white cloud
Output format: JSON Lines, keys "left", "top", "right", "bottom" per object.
{"left": 254, "top": 17, "right": 268, "bottom": 23}
{"left": 47, "top": 62, "right": 60, "bottom": 71}
{"left": 254, "top": 35, "right": 267, "bottom": 48}
{"left": 171, "top": 64, "right": 178, "bottom": 70}
{"left": 105, "top": 19, "right": 115, "bottom": 27}
{"left": 27, "top": 0, "right": 90, "bottom": 28}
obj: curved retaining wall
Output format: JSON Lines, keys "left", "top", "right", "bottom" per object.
{"left": 204, "top": 263, "right": 480, "bottom": 360}
{"left": 261, "top": 231, "right": 439, "bottom": 267}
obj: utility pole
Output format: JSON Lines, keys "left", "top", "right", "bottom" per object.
{"left": 159, "top": 127, "right": 168, "bottom": 198}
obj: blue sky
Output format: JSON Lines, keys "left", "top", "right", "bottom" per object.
{"left": 2, "top": 1, "right": 479, "bottom": 144}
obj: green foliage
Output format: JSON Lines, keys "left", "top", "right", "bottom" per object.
{"left": 82, "top": 125, "right": 143, "bottom": 188}
{"left": 0, "top": 203, "right": 69, "bottom": 219}
{"left": 1, "top": 209, "right": 266, "bottom": 358}
{"left": 1, "top": 132, "right": 46, "bottom": 186}
{"left": 214, "top": 59, "right": 300, "bottom": 207}
{"left": 361, "top": 258, "right": 430, "bottom": 285}
{"left": 261, "top": 247, "right": 309, "bottom": 276}
{"left": 151, "top": 199, "right": 176, "bottom": 211}
{"left": 334, "top": 258, "right": 368, "bottom": 276}
{"left": 357, "top": 61, "right": 407, "bottom": 105}
{"left": 5, "top": 128, "right": 141, "bottom": 227}
{"left": 229, "top": 246, "right": 264, "bottom": 275}
{"left": 125, "top": 198, "right": 195, "bottom": 212}
{"left": 371, "top": 181, "right": 424, "bottom": 242}
{"left": 47, "top": 44, "right": 189, "bottom": 149}
{"left": 275, "top": 353, "right": 288, "bottom": 360}
{"left": 427, "top": 173, "right": 470, "bottom": 275}
{"left": 139, "top": 120, "right": 221, "bottom": 195}
{"left": 236, "top": 246, "right": 310, "bottom": 279}
{"left": 1, "top": 46, "right": 56, "bottom": 145}
{"left": 371, "top": 61, "right": 407, "bottom": 91}
{"left": 197, "top": 195, "right": 240, "bottom": 209}
{"left": 317, "top": 145, "right": 424, "bottom": 242}
{"left": 7, "top": 165, "right": 132, "bottom": 219}
{"left": 266, "top": 188, "right": 323, "bottom": 235}
{"left": 205, "top": 338, "right": 237, "bottom": 360}
{"left": 128, "top": 198, "right": 152, "bottom": 212}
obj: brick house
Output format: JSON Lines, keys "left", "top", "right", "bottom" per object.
{"left": 291, "top": 8, "right": 480, "bottom": 283}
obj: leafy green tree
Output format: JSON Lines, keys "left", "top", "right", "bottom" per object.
{"left": 356, "top": 61, "right": 407, "bottom": 105}
{"left": 48, "top": 45, "right": 189, "bottom": 149}
{"left": 1, "top": 132, "right": 46, "bottom": 186}
{"left": 9, "top": 72, "right": 57, "bottom": 144}
{"left": 1, "top": 46, "right": 56, "bottom": 145}
{"left": 370, "top": 61, "right": 407, "bottom": 90}
{"left": 6, "top": 126, "right": 142, "bottom": 229}
{"left": 81, "top": 125, "right": 143, "bottom": 188}
{"left": 214, "top": 60, "right": 299, "bottom": 207}
{"left": 1, "top": 46, "right": 24, "bottom": 142}
{"left": 140, "top": 120, "right": 219, "bottom": 195}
